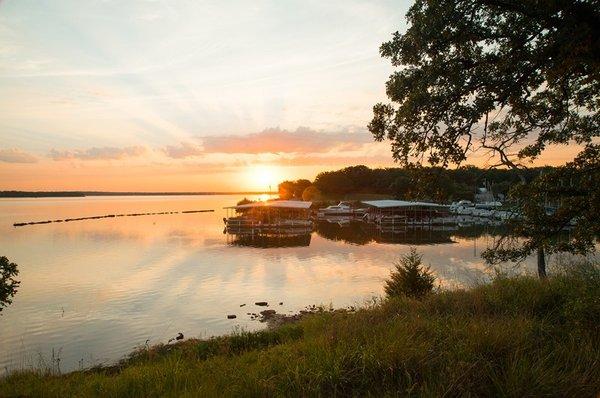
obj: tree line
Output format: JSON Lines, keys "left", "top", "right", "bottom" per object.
{"left": 278, "top": 165, "right": 550, "bottom": 202}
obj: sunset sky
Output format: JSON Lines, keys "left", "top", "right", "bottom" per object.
{"left": 0, "top": 0, "right": 582, "bottom": 192}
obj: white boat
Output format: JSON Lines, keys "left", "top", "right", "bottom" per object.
{"left": 472, "top": 208, "right": 493, "bottom": 218}
{"left": 317, "top": 202, "right": 366, "bottom": 219}
{"left": 474, "top": 183, "right": 503, "bottom": 211}
{"left": 450, "top": 200, "right": 476, "bottom": 215}
{"left": 474, "top": 201, "right": 502, "bottom": 210}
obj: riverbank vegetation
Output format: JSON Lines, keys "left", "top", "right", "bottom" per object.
{"left": 2, "top": 262, "right": 598, "bottom": 397}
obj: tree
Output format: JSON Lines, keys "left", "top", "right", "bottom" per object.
{"left": 370, "top": 0, "right": 600, "bottom": 277}
{"left": 483, "top": 145, "right": 600, "bottom": 276}
{"left": 385, "top": 248, "right": 436, "bottom": 299}
{"left": 293, "top": 179, "right": 312, "bottom": 199}
{"left": 1, "top": 256, "right": 20, "bottom": 313}
{"left": 278, "top": 181, "right": 296, "bottom": 200}
{"left": 302, "top": 185, "right": 323, "bottom": 201}
{"left": 279, "top": 179, "right": 314, "bottom": 199}
{"left": 314, "top": 171, "right": 355, "bottom": 196}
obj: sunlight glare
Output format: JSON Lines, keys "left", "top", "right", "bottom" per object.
{"left": 246, "top": 165, "right": 283, "bottom": 192}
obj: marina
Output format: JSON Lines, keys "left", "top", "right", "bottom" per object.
{"left": 223, "top": 196, "right": 517, "bottom": 239}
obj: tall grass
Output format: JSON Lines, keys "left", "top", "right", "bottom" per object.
{"left": 1, "top": 265, "right": 599, "bottom": 397}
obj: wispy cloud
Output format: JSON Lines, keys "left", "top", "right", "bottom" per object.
{"left": 161, "top": 142, "right": 204, "bottom": 159}
{"left": 49, "top": 146, "right": 146, "bottom": 160}
{"left": 199, "top": 127, "right": 371, "bottom": 154}
{"left": 0, "top": 148, "right": 38, "bottom": 163}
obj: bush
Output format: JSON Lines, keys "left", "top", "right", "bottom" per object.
{"left": 1, "top": 256, "right": 20, "bottom": 313}
{"left": 236, "top": 197, "right": 254, "bottom": 206}
{"left": 384, "top": 248, "right": 435, "bottom": 299}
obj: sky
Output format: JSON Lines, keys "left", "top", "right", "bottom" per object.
{"left": 0, "top": 0, "right": 582, "bottom": 192}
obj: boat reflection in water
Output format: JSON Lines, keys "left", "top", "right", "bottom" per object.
{"left": 226, "top": 220, "right": 510, "bottom": 249}
{"left": 314, "top": 220, "right": 510, "bottom": 246}
{"left": 315, "top": 221, "right": 457, "bottom": 245}
{"left": 226, "top": 229, "right": 312, "bottom": 248}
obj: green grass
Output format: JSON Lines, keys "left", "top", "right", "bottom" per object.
{"left": 2, "top": 266, "right": 599, "bottom": 397}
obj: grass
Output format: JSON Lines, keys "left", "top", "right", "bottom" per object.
{"left": 1, "top": 266, "right": 599, "bottom": 397}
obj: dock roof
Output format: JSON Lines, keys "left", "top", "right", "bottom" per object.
{"left": 361, "top": 200, "right": 448, "bottom": 209}
{"left": 224, "top": 200, "right": 312, "bottom": 210}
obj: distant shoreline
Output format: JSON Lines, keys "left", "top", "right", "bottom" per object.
{"left": 0, "top": 191, "right": 273, "bottom": 198}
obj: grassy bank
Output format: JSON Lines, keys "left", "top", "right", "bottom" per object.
{"left": 2, "top": 268, "right": 599, "bottom": 397}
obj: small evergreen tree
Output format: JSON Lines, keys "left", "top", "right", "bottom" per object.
{"left": 1, "top": 256, "right": 20, "bottom": 313}
{"left": 385, "top": 248, "right": 435, "bottom": 299}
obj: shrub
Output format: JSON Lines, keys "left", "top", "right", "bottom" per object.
{"left": 384, "top": 248, "right": 435, "bottom": 299}
{"left": 236, "top": 197, "right": 254, "bottom": 206}
{"left": 1, "top": 256, "right": 20, "bottom": 313}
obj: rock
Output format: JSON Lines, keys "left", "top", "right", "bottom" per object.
{"left": 227, "top": 315, "right": 237, "bottom": 319}
{"left": 255, "top": 301, "right": 268, "bottom": 306}
{"left": 240, "top": 303, "right": 246, "bottom": 307}
{"left": 259, "top": 309, "right": 277, "bottom": 319}
{"left": 279, "top": 302, "right": 283, "bottom": 305}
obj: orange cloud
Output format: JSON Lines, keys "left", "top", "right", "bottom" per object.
{"left": 49, "top": 146, "right": 146, "bottom": 160}
{"left": 0, "top": 148, "right": 38, "bottom": 163}
{"left": 162, "top": 142, "right": 204, "bottom": 159}
{"left": 199, "top": 127, "right": 371, "bottom": 154}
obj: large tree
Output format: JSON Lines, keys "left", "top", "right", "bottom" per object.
{"left": 369, "top": 0, "right": 599, "bottom": 276}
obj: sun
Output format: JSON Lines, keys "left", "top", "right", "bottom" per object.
{"left": 246, "top": 165, "right": 282, "bottom": 192}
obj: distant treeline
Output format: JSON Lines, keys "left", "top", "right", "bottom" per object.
{"left": 0, "top": 191, "right": 270, "bottom": 198}
{"left": 279, "top": 165, "right": 552, "bottom": 202}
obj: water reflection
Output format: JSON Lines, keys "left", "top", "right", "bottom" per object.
{"left": 227, "top": 233, "right": 312, "bottom": 248}
{"left": 314, "top": 221, "right": 502, "bottom": 246}
{"left": 225, "top": 221, "right": 490, "bottom": 248}
{"left": 314, "top": 221, "right": 373, "bottom": 245}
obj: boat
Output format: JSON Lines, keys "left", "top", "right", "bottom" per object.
{"left": 474, "top": 183, "right": 503, "bottom": 211}
{"left": 450, "top": 200, "right": 476, "bottom": 215}
{"left": 317, "top": 202, "right": 366, "bottom": 219}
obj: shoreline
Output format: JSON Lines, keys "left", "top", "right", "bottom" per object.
{"left": 0, "top": 191, "right": 273, "bottom": 198}
{"left": 2, "top": 268, "right": 598, "bottom": 396}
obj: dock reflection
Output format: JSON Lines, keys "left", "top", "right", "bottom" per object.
{"left": 225, "top": 225, "right": 313, "bottom": 248}
{"left": 315, "top": 221, "right": 458, "bottom": 245}
{"left": 224, "top": 220, "right": 513, "bottom": 248}
{"left": 227, "top": 233, "right": 312, "bottom": 248}
{"left": 314, "top": 221, "right": 510, "bottom": 246}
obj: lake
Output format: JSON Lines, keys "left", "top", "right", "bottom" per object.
{"left": 0, "top": 195, "right": 541, "bottom": 374}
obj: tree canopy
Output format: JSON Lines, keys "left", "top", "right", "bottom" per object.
{"left": 369, "top": 0, "right": 599, "bottom": 169}
{"left": 278, "top": 179, "right": 312, "bottom": 200}
{"left": 370, "top": 0, "right": 599, "bottom": 276}
{"left": 311, "top": 164, "right": 545, "bottom": 201}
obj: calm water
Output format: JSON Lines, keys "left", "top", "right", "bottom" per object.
{"left": 0, "top": 195, "right": 539, "bottom": 373}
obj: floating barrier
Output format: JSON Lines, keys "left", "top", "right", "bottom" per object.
{"left": 13, "top": 209, "right": 214, "bottom": 227}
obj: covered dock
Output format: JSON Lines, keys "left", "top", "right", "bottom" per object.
{"left": 361, "top": 200, "right": 452, "bottom": 226}
{"left": 223, "top": 200, "right": 313, "bottom": 232}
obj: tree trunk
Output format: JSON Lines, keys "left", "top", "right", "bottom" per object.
{"left": 537, "top": 247, "right": 547, "bottom": 278}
